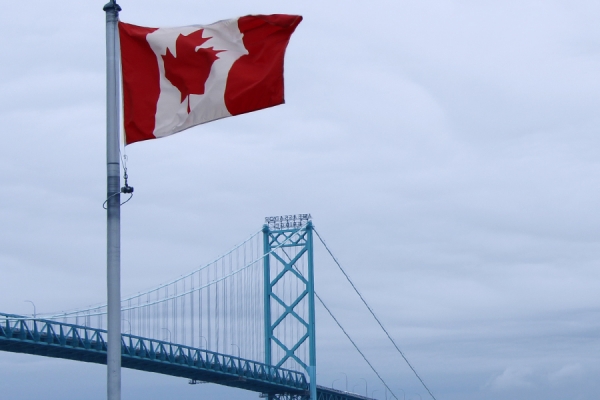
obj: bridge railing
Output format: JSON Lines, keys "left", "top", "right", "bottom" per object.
{"left": 316, "top": 386, "right": 374, "bottom": 400}
{"left": 1, "top": 313, "right": 308, "bottom": 392}
{"left": 1, "top": 313, "right": 107, "bottom": 350}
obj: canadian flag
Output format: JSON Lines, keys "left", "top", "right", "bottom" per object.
{"left": 118, "top": 14, "right": 302, "bottom": 145}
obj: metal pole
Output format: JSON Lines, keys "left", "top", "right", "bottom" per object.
{"left": 199, "top": 335, "right": 208, "bottom": 349}
{"left": 359, "top": 378, "right": 368, "bottom": 397}
{"left": 398, "top": 388, "right": 406, "bottom": 400}
{"left": 24, "top": 300, "right": 36, "bottom": 319}
{"left": 231, "top": 343, "right": 241, "bottom": 358}
{"left": 103, "top": 1, "right": 121, "bottom": 400}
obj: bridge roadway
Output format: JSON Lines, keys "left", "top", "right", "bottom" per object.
{"left": 0, "top": 314, "right": 372, "bottom": 400}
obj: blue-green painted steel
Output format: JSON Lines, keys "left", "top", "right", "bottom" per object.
{"left": 263, "top": 224, "right": 272, "bottom": 368}
{"left": 315, "top": 386, "right": 375, "bottom": 400}
{"left": 0, "top": 313, "right": 307, "bottom": 395}
{"left": 263, "top": 222, "right": 317, "bottom": 400}
{"left": 269, "top": 386, "right": 375, "bottom": 400}
{"left": 0, "top": 313, "right": 373, "bottom": 400}
{"left": 306, "top": 222, "right": 317, "bottom": 400}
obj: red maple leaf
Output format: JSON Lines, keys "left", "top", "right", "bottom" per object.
{"left": 162, "top": 29, "right": 223, "bottom": 113}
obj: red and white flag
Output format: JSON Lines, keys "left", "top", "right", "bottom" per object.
{"left": 118, "top": 14, "right": 302, "bottom": 145}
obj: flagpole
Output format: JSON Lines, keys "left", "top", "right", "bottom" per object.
{"left": 104, "top": 1, "right": 122, "bottom": 400}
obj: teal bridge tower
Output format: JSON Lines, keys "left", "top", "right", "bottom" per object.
{"left": 263, "top": 215, "right": 317, "bottom": 400}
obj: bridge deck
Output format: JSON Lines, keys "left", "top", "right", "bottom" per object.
{"left": 0, "top": 314, "right": 307, "bottom": 395}
{"left": 1, "top": 314, "right": 373, "bottom": 400}
{"left": 316, "top": 386, "right": 375, "bottom": 400}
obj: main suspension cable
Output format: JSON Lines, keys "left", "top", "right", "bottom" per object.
{"left": 315, "top": 292, "right": 399, "bottom": 400}
{"left": 314, "top": 228, "right": 438, "bottom": 400}
{"left": 278, "top": 247, "right": 399, "bottom": 400}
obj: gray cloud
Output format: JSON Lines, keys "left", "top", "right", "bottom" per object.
{"left": 1, "top": 1, "right": 599, "bottom": 399}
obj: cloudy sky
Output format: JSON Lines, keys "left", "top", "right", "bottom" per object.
{"left": 1, "top": 1, "right": 599, "bottom": 399}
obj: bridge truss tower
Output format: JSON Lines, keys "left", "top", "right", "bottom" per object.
{"left": 263, "top": 215, "right": 316, "bottom": 400}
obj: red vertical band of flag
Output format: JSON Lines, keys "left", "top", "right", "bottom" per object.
{"left": 118, "top": 23, "right": 159, "bottom": 145}
{"left": 225, "top": 14, "right": 302, "bottom": 116}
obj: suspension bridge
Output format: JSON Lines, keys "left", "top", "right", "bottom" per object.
{"left": 0, "top": 216, "right": 433, "bottom": 400}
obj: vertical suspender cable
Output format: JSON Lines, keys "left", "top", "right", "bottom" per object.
{"left": 191, "top": 274, "right": 195, "bottom": 348}
{"left": 182, "top": 280, "right": 186, "bottom": 345}
{"left": 207, "top": 267, "right": 211, "bottom": 350}
{"left": 201, "top": 270, "right": 204, "bottom": 347}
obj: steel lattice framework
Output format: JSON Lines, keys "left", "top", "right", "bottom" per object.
{"left": 0, "top": 313, "right": 307, "bottom": 394}
{"left": 0, "top": 315, "right": 374, "bottom": 400}
{"left": 263, "top": 220, "right": 317, "bottom": 400}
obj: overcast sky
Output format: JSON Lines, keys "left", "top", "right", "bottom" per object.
{"left": 1, "top": 1, "right": 599, "bottom": 399}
